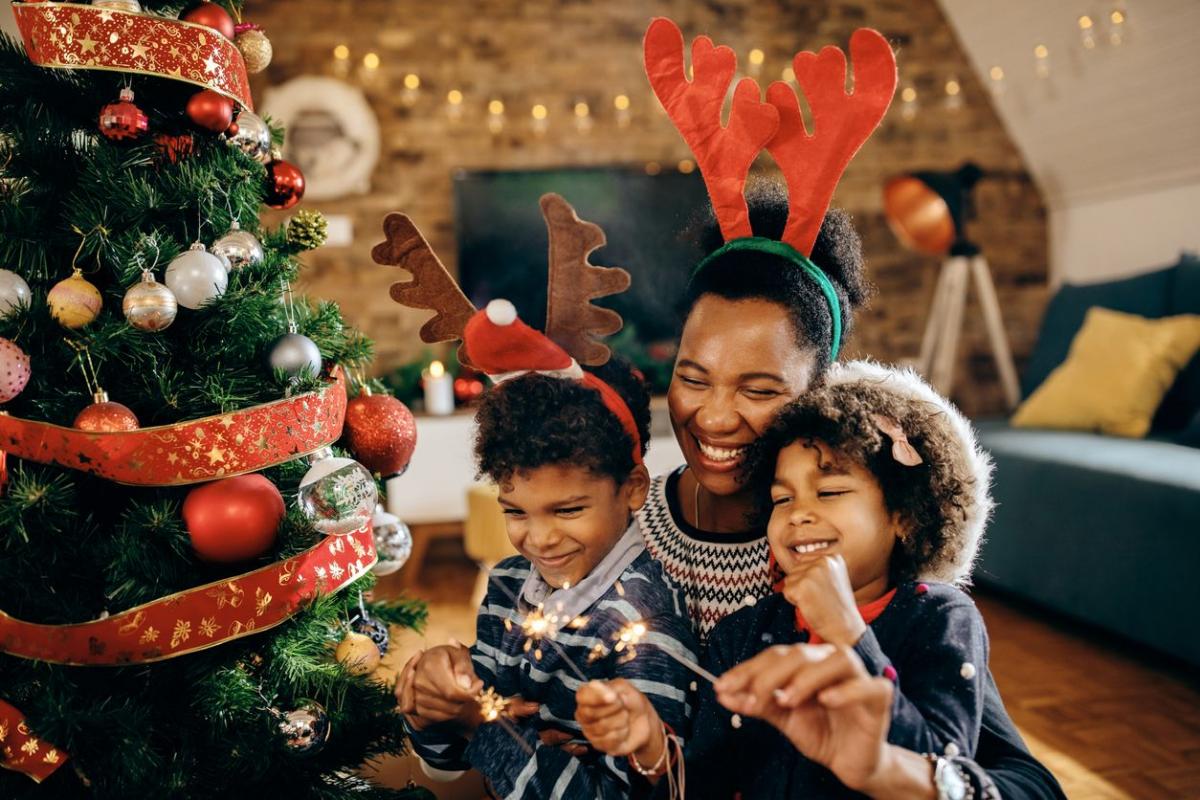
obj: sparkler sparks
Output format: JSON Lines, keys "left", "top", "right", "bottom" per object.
{"left": 475, "top": 686, "right": 533, "bottom": 755}
{"left": 486, "top": 573, "right": 590, "bottom": 681}
{"left": 595, "top": 619, "right": 721, "bottom": 684}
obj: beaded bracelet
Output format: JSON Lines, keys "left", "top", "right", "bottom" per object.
{"left": 630, "top": 720, "right": 681, "bottom": 778}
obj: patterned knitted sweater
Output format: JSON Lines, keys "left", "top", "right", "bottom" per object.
{"left": 636, "top": 467, "right": 772, "bottom": 645}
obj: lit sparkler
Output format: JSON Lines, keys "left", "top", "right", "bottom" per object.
{"left": 475, "top": 686, "right": 533, "bottom": 755}
{"left": 605, "top": 620, "right": 720, "bottom": 684}
{"left": 487, "top": 573, "right": 590, "bottom": 682}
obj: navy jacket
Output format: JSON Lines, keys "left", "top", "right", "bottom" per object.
{"left": 680, "top": 582, "right": 1065, "bottom": 799}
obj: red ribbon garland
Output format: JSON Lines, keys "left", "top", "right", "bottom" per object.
{"left": 0, "top": 372, "right": 347, "bottom": 487}
{"left": 0, "top": 524, "right": 376, "bottom": 666}
{"left": 0, "top": 700, "right": 68, "bottom": 784}
{"left": 11, "top": 1, "right": 254, "bottom": 111}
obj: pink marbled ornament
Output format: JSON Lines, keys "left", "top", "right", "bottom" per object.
{"left": 0, "top": 337, "right": 31, "bottom": 403}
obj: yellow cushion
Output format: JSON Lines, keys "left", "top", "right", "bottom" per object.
{"left": 1013, "top": 308, "right": 1200, "bottom": 438}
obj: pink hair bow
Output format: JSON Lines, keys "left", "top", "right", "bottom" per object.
{"left": 872, "top": 415, "right": 924, "bottom": 467}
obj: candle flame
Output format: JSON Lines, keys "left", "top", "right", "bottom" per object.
{"left": 429, "top": 360, "right": 445, "bottom": 378}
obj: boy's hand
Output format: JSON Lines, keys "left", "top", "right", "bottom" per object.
{"left": 576, "top": 680, "right": 666, "bottom": 767}
{"left": 781, "top": 554, "right": 866, "bottom": 646}
{"left": 398, "top": 642, "right": 485, "bottom": 732}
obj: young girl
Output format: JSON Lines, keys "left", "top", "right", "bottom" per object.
{"left": 578, "top": 361, "right": 999, "bottom": 797}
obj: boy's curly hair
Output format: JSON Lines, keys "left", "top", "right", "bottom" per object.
{"left": 474, "top": 356, "right": 651, "bottom": 485}
{"left": 744, "top": 361, "right": 994, "bottom": 586}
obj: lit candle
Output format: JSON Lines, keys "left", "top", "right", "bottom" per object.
{"left": 422, "top": 360, "right": 455, "bottom": 415}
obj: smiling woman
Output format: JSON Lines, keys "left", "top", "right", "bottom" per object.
{"left": 637, "top": 185, "right": 873, "bottom": 643}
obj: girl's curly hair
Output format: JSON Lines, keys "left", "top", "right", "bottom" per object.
{"left": 744, "top": 362, "right": 994, "bottom": 586}
{"left": 474, "top": 356, "right": 651, "bottom": 485}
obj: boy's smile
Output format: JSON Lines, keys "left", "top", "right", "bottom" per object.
{"left": 498, "top": 464, "right": 649, "bottom": 588}
{"left": 767, "top": 441, "right": 904, "bottom": 603}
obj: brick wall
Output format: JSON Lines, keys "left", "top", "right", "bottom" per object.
{"left": 248, "top": 0, "right": 1049, "bottom": 416}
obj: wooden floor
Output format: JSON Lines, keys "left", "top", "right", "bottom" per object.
{"left": 372, "top": 540, "right": 1200, "bottom": 799}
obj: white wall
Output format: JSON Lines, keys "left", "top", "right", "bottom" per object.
{"left": 1050, "top": 182, "right": 1200, "bottom": 285}
{"left": 939, "top": 0, "right": 1200, "bottom": 285}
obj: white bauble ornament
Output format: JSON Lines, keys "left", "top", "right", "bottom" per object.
{"left": 165, "top": 243, "right": 227, "bottom": 310}
{"left": 0, "top": 269, "right": 31, "bottom": 318}
{"left": 298, "top": 448, "right": 378, "bottom": 536}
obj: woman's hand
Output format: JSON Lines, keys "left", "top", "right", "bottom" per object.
{"left": 781, "top": 554, "right": 867, "bottom": 646}
{"left": 576, "top": 680, "right": 667, "bottom": 769}
{"left": 715, "top": 643, "right": 898, "bottom": 793}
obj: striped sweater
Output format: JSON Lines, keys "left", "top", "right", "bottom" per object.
{"left": 636, "top": 468, "right": 773, "bottom": 645}
{"left": 407, "top": 550, "right": 697, "bottom": 799}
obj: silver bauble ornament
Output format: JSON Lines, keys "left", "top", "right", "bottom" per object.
{"left": 226, "top": 110, "right": 272, "bottom": 164}
{"left": 165, "top": 242, "right": 228, "bottom": 310}
{"left": 277, "top": 700, "right": 330, "bottom": 757}
{"left": 370, "top": 505, "right": 413, "bottom": 576}
{"left": 0, "top": 269, "right": 31, "bottom": 318}
{"left": 298, "top": 448, "right": 378, "bottom": 536}
{"left": 211, "top": 220, "right": 264, "bottom": 271}
{"left": 122, "top": 270, "right": 178, "bottom": 331}
{"left": 268, "top": 331, "right": 323, "bottom": 379}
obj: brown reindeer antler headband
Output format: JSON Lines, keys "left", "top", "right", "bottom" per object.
{"left": 374, "top": 194, "right": 642, "bottom": 461}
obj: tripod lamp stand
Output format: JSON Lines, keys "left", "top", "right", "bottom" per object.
{"left": 883, "top": 163, "right": 1021, "bottom": 409}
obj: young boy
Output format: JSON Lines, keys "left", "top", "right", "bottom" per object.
{"left": 401, "top": 304, "right": 697, "bottom": 799}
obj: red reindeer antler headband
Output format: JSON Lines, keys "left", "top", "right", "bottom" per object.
{"left": 374, "top": 194, "right": 643, "bottom": 465}
{"left": 644, "top": 18, "right": 897, "bottom": 358}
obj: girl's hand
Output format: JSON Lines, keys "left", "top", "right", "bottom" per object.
{"left": 575, "top": 680, "right": 666, "bottom": 767}
{"left": 715, "top": 643, "right": 896, "bottom": 793}
{"left": 781, "top": 554, "right": 866, "bottom": 646}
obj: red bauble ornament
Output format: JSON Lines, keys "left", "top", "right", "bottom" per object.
{"left": 183, "top": 474, "right": 285, "bottom": 562}
{"left": 343, "top": 391, "right": 417, "bottom": 478}
{"left": 74, "top": 392, "right": 140, "bottom": 432}
{"left": 180, "top": 1, "right": 235, "bottom": 39}
{"left": 187, "top": 89, "right": 235, "bottom": 133}
{"left": 265, "top": 159, "right": 306, "bottom": 209}
{"left": 99, "top": 87, "right": 148, "bottom": 141}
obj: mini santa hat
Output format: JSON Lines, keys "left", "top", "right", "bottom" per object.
{"left": 463, "top": 299, "right": 643, "bottom": 465}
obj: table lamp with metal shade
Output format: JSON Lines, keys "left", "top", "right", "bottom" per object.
{"left": 883, "top": 162, "right": 1021, "bottom": 409}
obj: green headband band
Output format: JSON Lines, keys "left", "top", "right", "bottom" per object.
{"left": 692, "top": 237, "right": 843, "bottom": 360}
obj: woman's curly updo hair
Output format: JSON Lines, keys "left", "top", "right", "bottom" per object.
{"left": 474, "top": 356, "right": 651, "bottom": 486}
{"left": 682, "top": 179, "right": 875, "bottom": 377}
{"left": 743, "top": 362, "right": 994, "bottom": 586}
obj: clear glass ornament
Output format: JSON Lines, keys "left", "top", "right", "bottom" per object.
{"left": 298, "top": 448, "right": 378, "bottom": 536}
{"left": 370, "top": 505, "right": 413, "bottom": 576}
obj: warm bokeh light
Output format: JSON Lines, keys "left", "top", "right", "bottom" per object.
{"left": 333, "top": 44, "right": 349, "bottom": 61}
{"left": 748, "top": 48, "right": 765, "bottom": 65}
{"left": 1034, "top": 44, "right": 1049, "bottom": 59}
{"left": 404, "top": 73, "right": 420, "bottom": 90}
{"left": 488, "top": 99, "right": 505, "bottom": 115}
{"left": 901, "top": 86, "right": 917, "bottom": 102}
{"left": 447, "top": 89, "right": 463, "bottom": 105}
{"left": 990, "top": 66, "right": 1005, "bottom": 81}
{"left": 614, "top": 94, "right": 630, "bottom": 110}
{"left": 531, "top": 104, "right": 548, "bottom": 120}
{"left": 362, "top": 52, "right": 380, "bottom": 70}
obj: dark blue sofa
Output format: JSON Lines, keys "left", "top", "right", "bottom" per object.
{"left": 975, "top": 254, "right": 1200, "bottom": 667}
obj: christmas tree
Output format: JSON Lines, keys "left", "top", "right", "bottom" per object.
{"left": 0, "top": 2, "right": 427, "bottom": 797}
